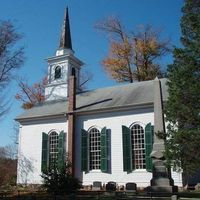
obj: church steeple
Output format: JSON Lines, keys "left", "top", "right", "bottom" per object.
{"left": 59, "top": 7, "right": 72, "bottom": 50}
{"left": 45, "top": 7, "right": 83, "bottom": 101}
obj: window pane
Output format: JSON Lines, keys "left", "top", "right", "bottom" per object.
{"left": 131, "top": 124, "right": 145, "bottom": 169}
{"left": 49, "top": 131, "right": 59, "bottom": 167}
{"left": 89, "top": 128, "right": 101, "bottom": 170}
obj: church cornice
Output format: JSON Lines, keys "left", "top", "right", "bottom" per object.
{"left": 16, "top": 101, "right": 154, "bottom": 123}
{"left": 15, "top": 113, "right": 67, "bottom": 124}
{"left": 45, "top": 53, "right": 84, "bottom": 67}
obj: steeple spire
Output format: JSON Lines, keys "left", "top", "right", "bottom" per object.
{"left": 59, "top": 7, "right": 73, "bottom": 50}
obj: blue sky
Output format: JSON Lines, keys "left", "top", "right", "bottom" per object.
{"left": 0, "top": 0, "right": 183, "bottom": 146}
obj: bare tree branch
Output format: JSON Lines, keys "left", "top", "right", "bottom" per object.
{"left": 79, "top": 69, "right": 93, "bottom": 90}
{"left": 15, "top": 77, "right": 47, "bottom": 109}
{"left": 0, "top": 20, "right": 25, "bottom": 118}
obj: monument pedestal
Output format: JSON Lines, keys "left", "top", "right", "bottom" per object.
{"left": 147, "top": 186, "right": 178, "bottom": 194}
{"left": 148, "top": 159, "right": 178, "bottom": 194}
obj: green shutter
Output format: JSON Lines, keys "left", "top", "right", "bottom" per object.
{"left": 81, "top": 129, "right": 88, "bottom": 171}
{"left": 58, "top": 131, "right": 65, "bottom": 171}
{"left": 145, "top": 123, "right": 154, "bottom": 172}
{"left": 41, "top": 132, "right": 48, "bottom": 172}
{"left": 101, "top": 127, "right": 109, "bottom": 173}
{"left": 122, "top": 125, "right": 132, "bottom": 172}
{"left": 151, "top": 125, "right": 154, "bottom": 144}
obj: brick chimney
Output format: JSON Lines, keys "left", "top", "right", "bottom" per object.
{"left": 68, "top": 67, "right": 76, "bottom": 176}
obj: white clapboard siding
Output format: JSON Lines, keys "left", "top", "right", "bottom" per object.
{"left": 17, "top": 118, "right": 68, "bottom": 184}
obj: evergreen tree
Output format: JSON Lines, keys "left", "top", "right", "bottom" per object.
{"left": 41, "top": 162, "right": 82, "bottom": 195}
{"left": 165, "top": 0, "right": 200, "bottom": 174}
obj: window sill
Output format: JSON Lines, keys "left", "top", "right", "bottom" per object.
{"left": 88, "top": 169, "right": 102, "bottom": 173}
{"left": 133, "top": 169, "right": 149, "bottom": 172}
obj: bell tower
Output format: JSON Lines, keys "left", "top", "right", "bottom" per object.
{"left": 45, "top": 8, "right": 83, "bottom": 101}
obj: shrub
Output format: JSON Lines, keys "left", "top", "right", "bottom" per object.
{"left": 41, "top": 162, "right": 81, "bottom": 195}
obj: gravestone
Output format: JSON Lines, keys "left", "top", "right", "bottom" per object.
{"left": 92, "top": 181, "right": 102, "bottom": 190}
{"left": 125, "top": 182, "right": 137, "bottom": 192}
{"left": 106, "top": 181, "right": 116, "bottom": 191}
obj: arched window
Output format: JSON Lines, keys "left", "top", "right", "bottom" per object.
{"left": 41, "top": 131, "right": 65, "bottom": 172}
{"left": 81, "top": 127, "right": 109, "bottom": 172}
{"left": 89, "top": 128, "right": 101, "bottom": 170}
{"left": 122, "top": 123, "right": 153, "bottom": 172}
{"left": 131, "top": 124, "right": 146, "bottom": 169}
{"left": 54, "top": 66, "right": 61, "bottom": 79}
{"left": 49, "top": 131, "right": 59, "bottom": 167}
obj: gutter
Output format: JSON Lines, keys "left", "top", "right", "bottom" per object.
{"left": 16, "top": 101, "right": 154, "bottom": 123}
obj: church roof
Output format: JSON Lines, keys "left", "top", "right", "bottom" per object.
{"left": 16, "top": 78, "right": 168, "bottom": 121}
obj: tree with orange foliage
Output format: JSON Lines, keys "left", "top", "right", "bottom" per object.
{"left": 96, "top": 17, "right": 170, "bottom": 82}
{"left": 15, "top": 77, "right": 47, "bottom": 109}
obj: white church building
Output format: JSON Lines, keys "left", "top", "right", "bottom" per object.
{"left": 16, "top": 8, "right": 182, "bottom": 188}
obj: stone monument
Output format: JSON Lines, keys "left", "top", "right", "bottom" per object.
{"left": 148, "top": 78, "right": 178, "bottom": 193}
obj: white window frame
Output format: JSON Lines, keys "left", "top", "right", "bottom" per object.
{"left": 130, "top": 123, "right": 146, "bottom": 170}
{"left": 49, "top": 131, "right": 59, "bottom": 166}
{"left": 88, "top": 127, "right": 101, "bottom": 170}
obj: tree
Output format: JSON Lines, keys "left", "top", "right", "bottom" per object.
{"left": 41, "top": 162, "right": 81, "bottom": 195}
{"left": 95, "top": 17, "right": 170, "bottom": 82}
{"left": 0, "top": 20, "right": 24, "bottom": 117}
{"left": 0, "top": 145, "right": 17, "bottom": 186}
{"left": 15, "top": 77, "right": 47, "bottom": 109}
{"left": 15, "top": 71, "right": 93, "bottom": 109}
{"left": 165, "top": 0, "right": 200, "bottom": 175}
{"left": 79, "top": 69, "right": 93, "bottom": 91}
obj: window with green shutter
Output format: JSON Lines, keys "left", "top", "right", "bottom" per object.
{"left": 122, "top": 125, "right": 132, "bottom": 172}
{"left": 145, "top": 123, "right": 154, "bottom": 172}
{"left": 122, "top": 123, "right": 149, "bottom": 172}
{"left": 81, "top": 127, "right": 110, "bottom": 173}
{"left": 41, "top": 131, "right": 66, "bottom": 172}
{"left": 100, "top": 127, "right": 110, "bottom": 173}
{"left": 81, "top": 129, "right": 88, "bottom": 171}
{"left": 41, "top": 132, "right": 48, "bottom": 172}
